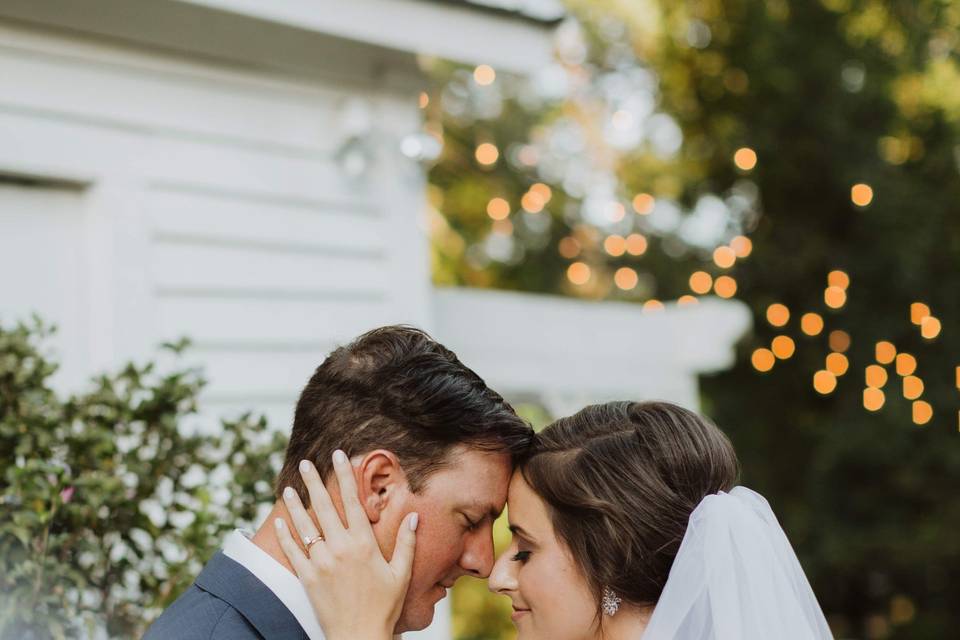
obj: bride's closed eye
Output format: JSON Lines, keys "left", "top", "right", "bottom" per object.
{"left": 511, "top": 550, "right": 531, "bottom": 563}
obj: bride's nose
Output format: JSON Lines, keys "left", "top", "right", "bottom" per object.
{"left": 488, "top": 549, "right": 519, "bottom": 594}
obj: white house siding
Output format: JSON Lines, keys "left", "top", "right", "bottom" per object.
{"left": 0, "top": 20, "right": 431, "bottom": 434}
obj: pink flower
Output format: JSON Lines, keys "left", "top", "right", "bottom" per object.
{"left": 60, "top": 486, "right": 75, "bottom": 504}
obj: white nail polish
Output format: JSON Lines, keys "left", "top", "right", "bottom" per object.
{"left": 409, "top": 513, "right": 419, "bottom": 531}
{"left": 283, "top": 486, "right": 295, "bottom": 500}
{"left": 299, "top": 459, "right": 311, "bottom": 473}
{"left": 333, "top": 450, "right": 347, "bottom": 464}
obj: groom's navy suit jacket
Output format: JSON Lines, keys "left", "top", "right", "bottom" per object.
{"left": 142, "top": 552, "right": 310, "bottom": 640}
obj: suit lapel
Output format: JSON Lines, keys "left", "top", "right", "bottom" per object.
{"left": 195, "top": 551, "right": 310, "bottom": 640}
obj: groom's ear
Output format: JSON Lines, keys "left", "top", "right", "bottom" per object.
{"left": 355, "top": 449, "right": 406, "bottom": 524}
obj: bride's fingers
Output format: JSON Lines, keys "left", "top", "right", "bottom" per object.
{"left": 299, "top": 458, "right": 347, "bottom": 542}
{"left": 389, "top": 512, "right": 419, "bottom": 583}
{"left": 330, "top": 449, "right": 375, "bottom": 535}
{"left": 275, "top": 518, "right": 315, "bottom": 579}
{"left": 281, "top": 484, "right": 321, "bottom": 544}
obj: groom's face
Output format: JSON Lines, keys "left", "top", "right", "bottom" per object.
{"left": 377, "top": 446, "right": 512, "bottom": 632}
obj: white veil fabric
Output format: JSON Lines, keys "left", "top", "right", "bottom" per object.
{"left": 641, "top": 487, "right": 833, "bottom": 640}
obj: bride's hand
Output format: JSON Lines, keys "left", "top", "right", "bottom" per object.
{"left": 274, "top": 450, "right": 418, "bottom": 640}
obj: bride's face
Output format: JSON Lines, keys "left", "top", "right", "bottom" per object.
{"left": 488, "top": 472, "right": 601, "bottom": 640}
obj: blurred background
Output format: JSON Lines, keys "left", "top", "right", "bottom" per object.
{"left": 0, "top": 0, "right": 957, "bottom": 639}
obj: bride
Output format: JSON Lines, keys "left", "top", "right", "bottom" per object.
{"left": 274, "top": 400, "right": 833, "bottom": 639}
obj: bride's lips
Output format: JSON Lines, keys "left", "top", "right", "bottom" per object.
{"left": 510, "top": 606, "right": 531, "bottom": 621}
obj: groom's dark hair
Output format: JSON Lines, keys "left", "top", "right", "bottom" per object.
{"left": 276, "top": 325, "right": 533, "bottom": 504}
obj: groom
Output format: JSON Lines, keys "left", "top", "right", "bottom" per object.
{"left": 144, "top": 326, "right": 533, "bottom": 639}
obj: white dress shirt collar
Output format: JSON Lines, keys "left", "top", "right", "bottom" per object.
{"left": 222, "top": 529, "right": 325, "bottom": 640}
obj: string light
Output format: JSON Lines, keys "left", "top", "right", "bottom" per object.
{"left": 713, "top": 246, "right": 736, "bottom": 269}
{"left": 851, "top": 183, "right": 874, "bottom": 206}
{"left": 567, "top": 262, "right": 591, "bottom": 285}
{"left": 734, "top": 147, "right": 758, "bottom": 171}
{"left": 608, "top": 202, "right": 626, "bottom": 222}
{"left": 824, "top": 286, "right": 847, "bottom": 309}
{"left": 529, "top": 183, "right": 552, "bottom": 203}
{"left": 473, "top": 65, "right": 496, "bottom": 85}
{"left": 632, "top": 193, "right": 655, "bottom": 215}
{"left": 903, "top": 376, "right": 924, "bottom": 400}
{"left": 487, "top": 197, "right": 510, "bottom": 220}
{"left": 752, "top": 348, "right": 775, "bottom": 372}
{"left": 910, "top": 302, "right": 931, "bottom": 325}
{"left": 920, "top": 316, "right": 941, "bottom": 339}
{"left": 863, "top": 387, "right": 885, "bottom": 412}
{"left": 875, "top": 341, "right": 896, "bottom": 364}
{"left": 643, "top": 299, "right": 664, "bottom": 312}
{"left": 771, "top": 336, "right": 796, "bottom": 359}
{"left": 829, "top": 330, "right": 851, "bottom": 353}
{"left": 521, "top": 191, "right": 546, "bottom": 213}
{"left": 689, "top": 271, "right": 713, "bottom": 294}
{"left": 895, "top": 353, "right": 917, "bottom": 376}
{"left": 730, "top": 235, "right": 753, "bottom": 258}
{"left": 626, "top": 233, "right": 648, "bottom": 256}
{"left": 604, "top": 235, "right": 627, "bottom": 257}
{"left": 826, "top": 352, "right": 849, "bottom": 376}
{"left": 714, "top": 276, "right": 737, "bottom": 298}
{"left": 475, "top": 143, "right": 499, "bottom": 165}
{"left": 866, "top": 365, "right": 888, "bottom": 388}
{"left": 912, "top": 401, "right": 933, "bottom": 425}
{"left": 814, "top": 370, "right": 838, "bottom": 394}
{"left": 766, "top": 303, "right": 790, "bottom": 327}
{"left": 828, "top": 270, "right": 850, "bottom": 289}
{"left": 801, "top": 313, "right": 824, "bottom": 336}
{"left": 558, "top": 237, "right": 581, "bottom": 259}
{"left": 677, "top": 295, "right": 698, "bottom": 306}
{"left": 614, "top": 267, "right": 639, "bottom": 290}
{"left": 956, "top": 366, "right": 960, "bottom": 389}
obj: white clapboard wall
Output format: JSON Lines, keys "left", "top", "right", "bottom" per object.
{"left": 0, "top": 19, "right": 431, "bottom": 434}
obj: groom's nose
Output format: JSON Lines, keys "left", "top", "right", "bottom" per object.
{"left": 459, "top": 530, "right": 496, "bottom": 578}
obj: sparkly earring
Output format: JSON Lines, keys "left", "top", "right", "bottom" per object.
{"left": 602, "top": 587, "right": 621, "bottom": 616}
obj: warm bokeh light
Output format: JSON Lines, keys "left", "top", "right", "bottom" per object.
{"left": 801, "top": 312, "right": 824, "bottom": 336}
{"left": 677, "top": 295, "right": 698, "bottom": 306}
{"left": 910, "top": 302, "right": 931, "bottom": 325}
{"left": 956, "top": 366, "right": 960, "bottom": 389}
{"left": 824, "top": 286, "right": 847, "bottom": 309}
{"left": 713, "top": 246, "right": 736, "bottom": 269}
{"left": 418, "top": 92, "right": 429, "bottom": 109}
{"left": 826, "top": 352, "right": 849, "bottom": 376}
{"left": 604, "top": 235, "right": 627, "bottom": 257}
{"left": 714, "top": 275, "right": 737, "bottom": 298}
{"left": 473, "top": 64, "right": 496, "bottom": 85}
{"left": 689, "top": 271, "right": 713, "bottom": 294}
{"left": 912, "top": 400, "right": 933, "bottom": 425}
{"left": 486, "top": 197, "right": 510, "bottom": 220}
{"left": 920, "top": 316, "right": 941, "bottom": 339}
{"left": 875, "top": 341, "right": 896, "bottom": 364}
{"left": 864, "top": 387, "right": 885, "bottom": 412}
{"left": 529, "top": 183, "right": 552, "bottom": 203}
{"left": 734, "top": 147, "right": 758, "bottom": 171}
{"left": 766, "top": 303, "right": 790, "bottom": 327}
{"left": 771, "top": 335, "right": 796, "bottom": 359}
{"left": 866, "top": 365, "right": 888, "bottom": 388}
{"left": 521, "top": 191, "right": 545, "bottom": 213}
{"left": 632, "top": 193, "right": 655, "bottom": 215}
{"left": 608, "top": 202, "right": 626, "bottom": 222}
{"left": 643, "top": 299, "right": 665, "bottom": 312}
{"left": 829, "top": 330, "right": 851, "bottom": 353}
{"left": 567, "top": 262, "right": 591, "bottom": 285}
{"left": 851, "top": 183, "right": 874, "bottom": 206}
{"left": 475, "top": 143, "right": 499, "bottom": 165}
{"left": 828, "top": 270, "right": 850, "bottom": 290}
{"left": 558, "top": 236, "right": 581, "bottom": 259}
{"left": 614, "top": 267, "right": 639, "bottom": 290}
{"left": 625, "top": 233, "right": 648, "bottom": 256}
{"left": 903, "top": 376, "right": 924, "bottom": 400}
{"left": 895, "top": 353, "right": 917, "bottom": 376}
{"left": 814, "top": 370, "right": 838, "bottom": 394}
{"left": 730, "top": 235, "right": 753, "bottom": 258}
{"left": 752, "top": 348, "right": 775, "bottom": 372}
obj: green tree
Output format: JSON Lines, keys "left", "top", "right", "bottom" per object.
{"left": 433, "top": 1, "right": 960, "bottom": 637}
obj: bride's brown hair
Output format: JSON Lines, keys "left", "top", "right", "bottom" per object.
{"left": 520, "top": 401, "right": 739, "bottom": 617}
